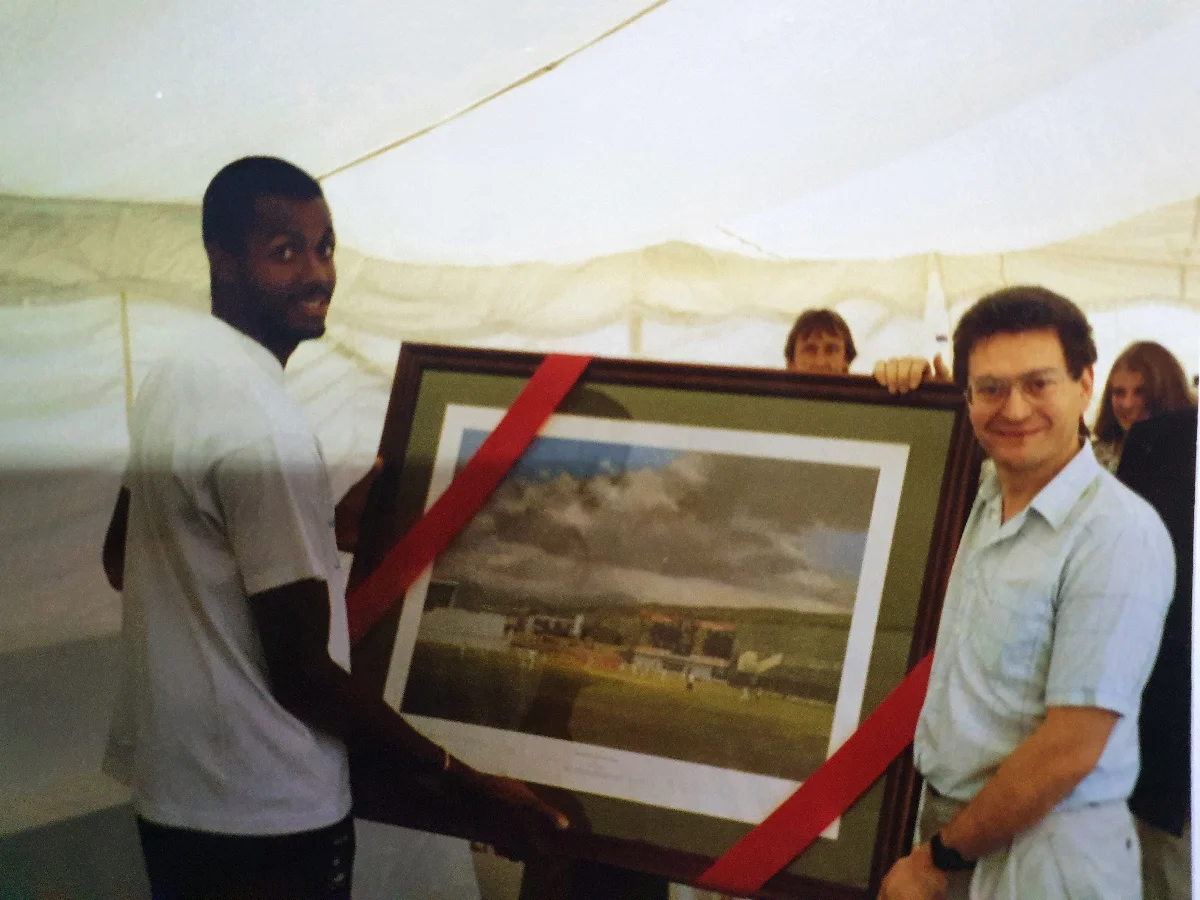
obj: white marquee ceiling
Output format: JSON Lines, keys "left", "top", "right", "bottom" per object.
{"left": 3, "top": 0, "right": 1199, "bottom": 264}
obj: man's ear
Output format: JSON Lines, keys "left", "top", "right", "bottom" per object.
{"left": 1080, "top": 364, "right": 1095, "bottom": 405}
{"left": 206, "top": 241, "right": 237, "bottom": 284}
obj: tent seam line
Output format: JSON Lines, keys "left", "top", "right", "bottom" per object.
{"left": 317, "top": 0, "right": 672, "bottom": 181}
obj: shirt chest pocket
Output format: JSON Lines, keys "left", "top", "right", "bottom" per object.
{"left": 965, "top": 566, "right": 1055, "bottom": 685}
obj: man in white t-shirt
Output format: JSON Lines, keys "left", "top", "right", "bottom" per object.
{"left": 102, "top": 156, "right": 567, "bottom": 899}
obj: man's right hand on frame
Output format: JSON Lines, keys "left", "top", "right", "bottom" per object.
{"left": 458, "top": 769, "right": 570, "bottom": 859}
{"left": 334, "top": 456, "right": 384, "bottom": 552}
{"left": 878, "top": 844, "right": 948, "bottom": 900}
{"left": 471, "top": 771, "right": 570, "bottom": 831}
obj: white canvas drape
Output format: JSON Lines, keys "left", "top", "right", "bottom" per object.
{"left": 3, "top": 193, "right": 1197, "bottom": 334}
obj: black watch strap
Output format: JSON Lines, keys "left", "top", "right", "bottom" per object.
{"left": 929, "top": 831, "right": 975, "bottom": 871}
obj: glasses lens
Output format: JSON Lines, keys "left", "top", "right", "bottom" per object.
{"left": 969, "top": 372, "right": 1063, "bottom": 405}
{"left": 1019, "top": 373, "right": 1061, "bottom": 400}
{"left": 970, "top": 379, "right": 1008, "bottom": 405}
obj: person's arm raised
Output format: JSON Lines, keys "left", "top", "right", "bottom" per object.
{"left": 872, "top": 354, "right": 951, "bottom": 395}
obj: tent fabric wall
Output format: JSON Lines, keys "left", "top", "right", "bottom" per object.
{"left": 0, "top": 298, "right": 128, "bottom": 650}
{"left": 3, "top": 193, "right": 1198, "bottom": 335}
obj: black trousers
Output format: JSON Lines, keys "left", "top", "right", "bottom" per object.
{"left": 136, "top": 814, "right": 354, "bottom": 900}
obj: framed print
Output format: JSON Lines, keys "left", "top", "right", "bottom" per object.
{"left": 348, "top": 344, "right": 979, "bottom": 899}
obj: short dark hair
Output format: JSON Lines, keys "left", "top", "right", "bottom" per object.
{"left": 1093, "top": 341, "right": 1196, "bottom": 440}
{"left": 951, "top": 286, "right": 1096, "bottom": 388}
{"left": 201, "top": 156, "right": 323, "bottom": 254}
{"left": 784, "top": 308, "right": 857, "bottom": 365}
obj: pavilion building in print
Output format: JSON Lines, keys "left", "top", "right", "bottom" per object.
{"left": 625, "top": 611, "right": 736, "bottom": 682}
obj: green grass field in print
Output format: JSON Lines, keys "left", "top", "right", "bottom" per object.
{"left": 402, "top": 639, "right": 840, "bottom": 782}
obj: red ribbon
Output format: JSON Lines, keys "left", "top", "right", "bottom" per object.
{"left": 346, "top": 352, "right": 593, "bottom": 643}
{"left": 346, "top": 351, "right": 933, "bottom": 892}
{"left": 698, "top": 652, "right": 933, "bottom": 895}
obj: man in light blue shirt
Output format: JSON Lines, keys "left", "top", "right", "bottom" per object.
{"left": 875, "top": 286, "right": 1174, "bottom": 900}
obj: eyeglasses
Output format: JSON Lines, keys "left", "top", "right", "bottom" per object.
{"left": 964, "top": 370, "right": 1068, "bottom": 407}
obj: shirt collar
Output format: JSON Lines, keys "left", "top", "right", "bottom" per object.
{"left": 209, "top": 316, "right": 286, "bottom": 385}
{"left": 976, "top": 442, "right": 1102, "bottom": 531}
{"left": 1028, "top": 441, "right": 1102, "bottom": 530}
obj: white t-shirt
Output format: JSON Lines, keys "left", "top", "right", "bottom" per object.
{"left": 106, "top": 317, "right": 352, "bottom": 835}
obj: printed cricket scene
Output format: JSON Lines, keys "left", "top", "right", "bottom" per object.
{"left": 383, "top": 404, "right": 908, "bottom": 828}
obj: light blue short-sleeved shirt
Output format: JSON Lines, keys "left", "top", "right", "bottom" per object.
{"left": 913, "top": 442, "right": 1174, "bottom": 809}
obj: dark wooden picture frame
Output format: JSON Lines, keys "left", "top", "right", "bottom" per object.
{"left": 348, "top": 344, "right": 979, "bottom": 899}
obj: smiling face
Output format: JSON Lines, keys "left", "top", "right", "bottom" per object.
{"left": 1108, "top": 366, "right": 1148, "bottom": 433}
{"left": 788, "top": 330, "right": 850, "bottom": 374}
{"left": 210, "top": 192, "right": 336, "bottom": 363}
{"left": 237, "top": 194, "right": 335, "bottom": 344}
{"left": 965, "top": 328, "right": 1093, "bottom": 480}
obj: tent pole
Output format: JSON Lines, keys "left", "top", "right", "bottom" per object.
{"left": 924, "top": 255, "right": 950, "bottom": 362}
{"left": 1182, "top": 196, "right": 1200, "bottom": 304}
{"left": 628, "top": 310, "right": 644, "bottom": 358}
{"left": 119, "top": 290, "right": 134, "bottom": 437}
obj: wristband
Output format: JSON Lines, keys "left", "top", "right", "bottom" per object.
{"left": 929, "top": 831, "right": 974, "bottom": 872}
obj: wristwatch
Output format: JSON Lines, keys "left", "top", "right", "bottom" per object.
{"left": 929, "top": 831, "right": 975, "bottom": 871}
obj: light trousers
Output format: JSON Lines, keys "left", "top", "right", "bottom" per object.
{"left": 917, "top": 784, "right": 1141, "bottom": 900}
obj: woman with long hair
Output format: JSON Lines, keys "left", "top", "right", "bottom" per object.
{"left": 1093, "top": 341, "right": 1196, "bottom": 472}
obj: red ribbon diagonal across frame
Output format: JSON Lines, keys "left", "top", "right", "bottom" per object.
{"left": 346, "top": 352, "right": 592, "bottom": 643}
{"left": 698, "top": 652, "right": 933, "bottom": 896}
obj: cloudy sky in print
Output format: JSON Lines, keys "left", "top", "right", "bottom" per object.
{"left": 435, "top": 429, "right": 879, "bottom": 614}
